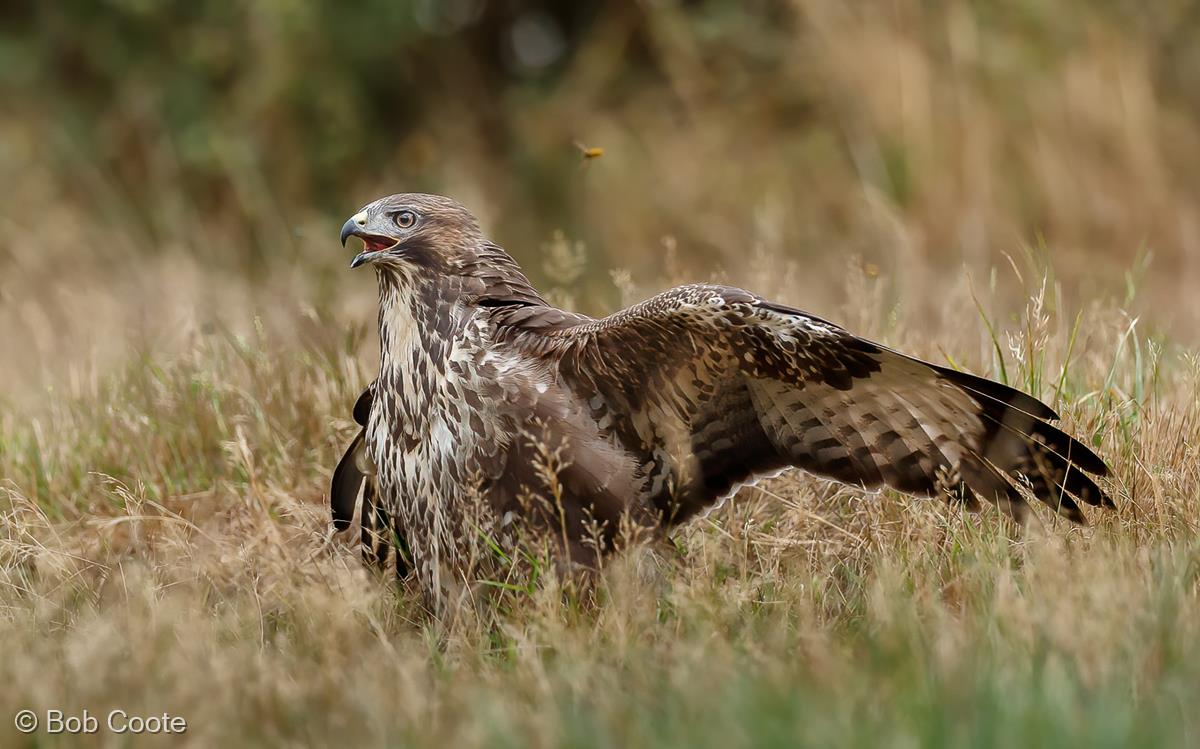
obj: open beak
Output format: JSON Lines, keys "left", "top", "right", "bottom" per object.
{"left": 340, "top": 211, "right": 397, "bottom": 268}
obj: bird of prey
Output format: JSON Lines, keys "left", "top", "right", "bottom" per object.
{"left": 331, "top": 193, "right": 1112, "bottom": 605}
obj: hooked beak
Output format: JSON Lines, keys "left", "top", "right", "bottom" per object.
{"left": 340, "top": 211, "right": 395, "bottom": 268}
{"left": 340, "top": 210, "right": 369, "bottom": 248}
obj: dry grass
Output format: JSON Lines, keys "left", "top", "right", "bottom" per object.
{"left": 1, "top": 228, "right": 1197, "bottom": 745}
{"left": 4, "top": 2, "right": 1200, "bottom": 745}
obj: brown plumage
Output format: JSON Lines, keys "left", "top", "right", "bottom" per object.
{"left": 331, "top": 193, "right": 1113, "bottom": 605}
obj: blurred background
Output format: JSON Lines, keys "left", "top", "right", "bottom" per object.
{"left": 5, "top": 5, "right": 1200, "bottom": 740}
{"left": 3, "top": 0, "right": 1200, "bottom": 398}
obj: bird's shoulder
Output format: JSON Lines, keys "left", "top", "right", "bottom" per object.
{"left": 478, "top": 282, "right": 851, "bottom": 344}
{"left": 476, "top": 284, "right": 757, "bottom": 333}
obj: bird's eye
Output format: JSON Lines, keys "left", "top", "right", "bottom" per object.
{"left": 393, "top": 210, "right": 418, "bottom": 229}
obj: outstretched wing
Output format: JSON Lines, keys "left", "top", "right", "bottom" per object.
{"left": 330, "top": 385, "right": 410, "bottom": 575}
{"left": 492, "top": 284, "right": 1112, "bottom": 526}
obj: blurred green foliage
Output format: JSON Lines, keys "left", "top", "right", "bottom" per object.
{"left": 3, "top": 2, "right": 620, "bottom": 217}
{"left": 4, "top": 0, "right": 1200, "bottom": 296}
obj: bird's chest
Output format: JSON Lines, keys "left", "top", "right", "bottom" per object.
{"left": 366, "top": 305, "right": 504, "bottom": 498}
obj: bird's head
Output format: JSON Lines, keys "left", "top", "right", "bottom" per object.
{"left": 340, "top": 193, "right": 484, "bottom": 272}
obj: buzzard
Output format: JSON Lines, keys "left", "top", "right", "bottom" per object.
{"left": 331, "top": 193, "right": 1112, "bottom": 604}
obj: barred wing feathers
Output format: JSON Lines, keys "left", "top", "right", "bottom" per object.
{"left": 499, "top": 284, "right": 1111, "bottom": 525}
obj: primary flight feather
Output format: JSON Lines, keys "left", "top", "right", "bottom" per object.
{"left": 331, "top": 193, "right": 1112, "bottom": 605}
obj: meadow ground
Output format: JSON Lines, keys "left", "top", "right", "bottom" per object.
{"left": 1, "top": 224, "right": 1197, "bottom": 747}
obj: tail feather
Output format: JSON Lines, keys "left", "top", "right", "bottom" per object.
{"left": 331, "top": 430, "right": 367, "bottom": 531}
{"left": 360, "top": 489, "right": 391, "bottom": 570}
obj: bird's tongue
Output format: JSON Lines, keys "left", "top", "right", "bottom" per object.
{"left": 363, "top": 236, "right": 393, "bottom": 252}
